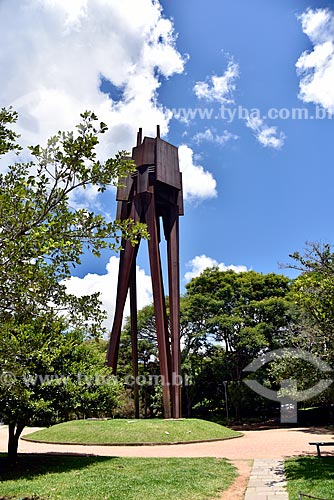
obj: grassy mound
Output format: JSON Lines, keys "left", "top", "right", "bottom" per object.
{"left": 23, "top": 418, "right": 241, "bottom": 445}
{"left": 0, "top": 455, "right": 237, "bottom": 500}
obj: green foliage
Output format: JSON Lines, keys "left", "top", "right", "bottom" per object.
{"left": 0, "top": 106, "right": 22, "bottom": 155}
{"left": 183, "top": 269, "right": 293, "bottom": 418}
{"left": 0, "top": 316, "right": 122, "bottom": 428}
{"left": 271, "top": 242, "right": 334, "bottom": 412}
{"left": 0, "top": 109, "right": 147, "bottom": 335}
{"left": 185, "top": 269, "right": 291, "bottom": 360}
{"left": 289, "top": 242, "right": 334, "bottom": 358}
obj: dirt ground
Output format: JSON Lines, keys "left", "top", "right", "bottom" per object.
{"left": 219, "top": 459, "right": 252, "bottom": 500}
{"left": 1, "top": 425, "right": 330, "bottom": 459}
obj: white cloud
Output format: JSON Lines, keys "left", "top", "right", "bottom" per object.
{"left": 246, "top": 116, "right": 285, "bottom": 149}
{"left": 185, "top": 254, "right": 248, "bottom": 281}
{"left": 178, "top": 145, "right": 217, "bottom": 201}
{"left": 193, "top": 128, "right": 239, "bottom": 146}
{"left": 299, "top": 8, "right": 334, "bottom": 45}
{"left": 64, "top": 254, "right": 247, "bottom": 330}
{"left": 193, "top": 60, "right": 239, "bottom": 104}
{"left": 296, "top": 8, "right": 334, "bottom": 114}
{"left": 63, "top": 256, "right": 152, "bottom": 331}
{"left": 0, "top": 0, "right": 185, "bottom": 156}
{"left": 0, "top": 1, "right": 223, "bottom": 205}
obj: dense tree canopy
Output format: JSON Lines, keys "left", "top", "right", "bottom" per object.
{"left": 184, "top": 269, "right": 292, "bottom": 375}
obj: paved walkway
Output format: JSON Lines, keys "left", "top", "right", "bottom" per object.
{"left": 1, "top": 425, "right": 330, "bottom": 459}
{"left": 245, "top": 459, "right": 288, "bottom": 499}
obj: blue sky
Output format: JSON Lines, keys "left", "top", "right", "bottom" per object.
{"left": 0, "top": 0, "right": 333, "bottom": 327}
{"left": 159, "top": 0, "right": 334, "bottom": 278}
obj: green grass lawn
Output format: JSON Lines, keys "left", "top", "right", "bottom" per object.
{"left": 23, "top": 418, "right": 241, "bottom": 445}
{"left": 285, "top": 457, "right": 334, "bottom": 500}
{"left": 0, "top": 454, "right": 237, "bottom": 500}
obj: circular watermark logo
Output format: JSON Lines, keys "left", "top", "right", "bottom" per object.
{"left": 243, "top": 348, "right": 333, "bottom": 423}
{"left": 0, "top": 371, "right": 16, "bottom": 386}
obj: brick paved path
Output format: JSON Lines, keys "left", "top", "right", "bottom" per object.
{"left": 245, "top": 459, "right": 288, "bottom": 499}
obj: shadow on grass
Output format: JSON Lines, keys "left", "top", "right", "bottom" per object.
{"left": 0, "top": 495, "right": 44, "bottom": 500}
{"left": 0, "top": 452, "right": 116, "bottom": 481}
{"left": 285, "top": 457, "right": 334, "bottom": 481}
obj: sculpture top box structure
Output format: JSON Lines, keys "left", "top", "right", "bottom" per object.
{"left": 107, "top": 127, "right": 183, "bottom": 419}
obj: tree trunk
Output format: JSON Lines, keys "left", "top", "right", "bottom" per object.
{"left": 7, "top": 422, "right": 25, "bottom": 465}
{"left": 185, "top": 387, "right": 193, "bottom": 417}
{"left": 144, "top": 388, "right": 148, "bottom": 418}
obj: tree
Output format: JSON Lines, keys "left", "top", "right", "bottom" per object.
{"left": 117, "top": 270, "right": 293, "bottom": 420}
{"left": 288, "top": 242, "right": 334, "bottom": 360}
{"left": 183, "top": 269, "right": 293, "bottom": 419}
{"left": 267, "top": 242, "right": 334, "bottom": 421}
{"left": 0, "top": 314, "right": 122, "bottom": 464}
{"left": 0, "top": 107, "right": 147, "bottom": 462}
{"left": 185, "top": 269, "right": 292, "bottom": 369}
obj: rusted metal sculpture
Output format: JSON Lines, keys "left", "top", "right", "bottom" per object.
{"left": 107, "top": 127, "right": 184, "bottom": 419}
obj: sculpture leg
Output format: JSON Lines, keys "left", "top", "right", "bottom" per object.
{"left": 107, "top": 240, "right": 138, "bottom": 372}
{"left": 167, "top": 208, "right": 181, "bottom": 419}
{"left": 107, "top": 200, "right": 140, "bottom": 372}
{"left": 129, "top": 261, "right": 140, "bottom": 419}
{"left": 145, "top": 194, "right": 172, "bottom": 419}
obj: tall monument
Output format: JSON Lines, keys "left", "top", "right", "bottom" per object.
{"left": 107, "top": 127, "right": 184, "bottom": 419}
